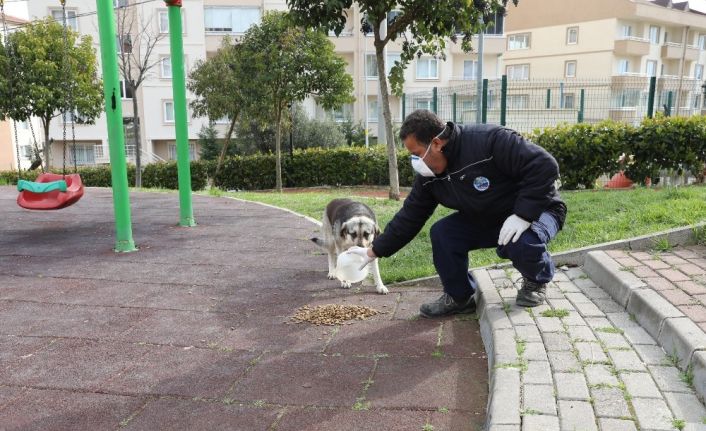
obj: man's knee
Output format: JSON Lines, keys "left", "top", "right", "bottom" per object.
{"left": 430, "top": 219, "right": 447, "bottom": 245}
{"left": 497, "top": 229, "right": 546, "bottom": 261}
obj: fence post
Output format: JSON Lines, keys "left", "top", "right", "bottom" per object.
{"left": 546, "top": 89, "right": 551, "bottom": 109}
{"left": 647, "top": 76, "right": 656, "bottom": 118}
{"left": 577, "top": 89, "right": 585, "bottom": 123}
{"left": 401, "top": 92, "right": 406, "bottom": 121}
{"left": 666, "top": 91, "right": 673, "bottom": 117}
{"left": 482, "top": 79, "right": 488, "bottom": 124}
{"left": 452, "top": 93, "right": 457, "bottom": 123}
{"left": 432, "top": 87, "right": 438, "bottom": 114}
{"left": 500, "top": 75, "right": 507, "bottom": 126}
{"left": 559, "top": 82, "right": 565, "bottom": 108}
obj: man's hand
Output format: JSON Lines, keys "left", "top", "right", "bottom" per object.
{"left": 346, "top": 246, "right": 377, "bottom": 270}
{"left": 498, "top": 214, "right": 531, "bottom": 246}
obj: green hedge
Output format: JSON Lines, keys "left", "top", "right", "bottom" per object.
{"left": 3, "top": 117, "right": 704, "bottom": 192}
{"left": 532, "top": 116, "right": 706, "bottom": 189}
{"left": 211, "top": 145, "right": 414, "bottom": 190}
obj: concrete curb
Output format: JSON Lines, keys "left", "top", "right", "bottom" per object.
{"left": 582, "top": 249, "right": 706, "bottom": 402}
{"left": 474, "top": 268, "right": 521, "bottom": 431}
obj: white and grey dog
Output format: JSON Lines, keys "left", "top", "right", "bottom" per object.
{"left": 311, "top": 198, "right": 388, "bottom": 294}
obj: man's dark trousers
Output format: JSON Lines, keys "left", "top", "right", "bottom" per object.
{"left": 430, "top": 211, "right": 560, "bottom": 302}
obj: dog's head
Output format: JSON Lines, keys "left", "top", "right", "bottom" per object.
{"left": 339, "top": 216, "right": 380, "bottom": 249}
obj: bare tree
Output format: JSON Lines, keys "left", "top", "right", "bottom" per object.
{"left": 115, "top": 2, "right": 165, "bottom": 187}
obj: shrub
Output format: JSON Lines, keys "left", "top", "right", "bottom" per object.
{"left": 530, "top": 121, "right": 628, "bottom": 189}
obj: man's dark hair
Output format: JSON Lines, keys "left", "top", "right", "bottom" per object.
{"left": 399, "top": 109, "right": 445, "bottom": 145}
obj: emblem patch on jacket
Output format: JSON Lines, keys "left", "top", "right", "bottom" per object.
{"left": 473, "top": 176, "right": 490, "bottom": 191}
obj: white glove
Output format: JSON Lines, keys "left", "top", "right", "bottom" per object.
{"left": 498, "top": 214, "right": 531, "bottom": 246}
{"left": 346, "top": 246, "right": 377, "bottom": 270}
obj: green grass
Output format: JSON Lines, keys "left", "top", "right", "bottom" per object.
{"left": 218, "top": 185, "right": 706, "bottom": 283}
{"left": 540, "top": 308, "right": 570, "bottom": 318}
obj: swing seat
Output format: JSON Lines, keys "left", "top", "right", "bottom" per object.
{"left": 17, "top": 173, "right": 84, "bottom": 210}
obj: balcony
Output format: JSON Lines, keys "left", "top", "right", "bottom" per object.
{"left": 614, "top": 37, "right": 650, "bottom": 57}
{"left": 449, "top": 35, "right": 505, "bottom": 55}
{"left": 661, "top": 42, "right": 699, "bottom": 61}
{"left": 328, "top": 32, "right": 356, "bottom": 53}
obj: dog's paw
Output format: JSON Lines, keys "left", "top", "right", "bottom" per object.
{"left": 376, "top": 285, "right": 389, "bottom": 295}
{"left": 340, "top": 280, "right": 352, "bottom": 289}
{"left": 327, "top": 272, "right": 337, "bottom": 280}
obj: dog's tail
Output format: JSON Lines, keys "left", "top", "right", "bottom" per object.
{"left": 310, "top": 237, "right": 329, "bottom": 249}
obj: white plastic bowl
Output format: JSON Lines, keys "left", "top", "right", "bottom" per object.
{"left": 335, "top": 250, "right": 370, "bottom": 283}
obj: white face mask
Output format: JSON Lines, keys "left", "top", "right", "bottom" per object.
{"left": 410, "top": 129, "right": 444, "bottom": 177}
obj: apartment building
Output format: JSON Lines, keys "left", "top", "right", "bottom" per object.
{"left": 0, "top": 13, "right": 43, "bottom": 171}
{"left": 503, "top": 0, "right": 706, "bottom": 120}
{"left": 19, "top": 1, "right": 505, "bottom": 168}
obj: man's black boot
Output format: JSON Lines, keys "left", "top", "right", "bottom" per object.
{"left": 515, "top": 279, "right": 547, "bottom": 307}
{"left": 420, "top": 293, "right": 476, "bottom": 318}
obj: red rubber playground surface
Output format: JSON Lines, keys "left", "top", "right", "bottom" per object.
{"left": 0, "top": 186, "right": 487, "bottom": 431}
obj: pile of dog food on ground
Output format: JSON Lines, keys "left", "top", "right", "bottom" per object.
{"left": 291, "top": 304, "right": 381, "bottom": 325}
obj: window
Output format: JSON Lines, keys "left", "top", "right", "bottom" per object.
{"left": 699, "top": 35, "right": 706, "bottom": 50}
{"left": 618, "top": 59, "right": 630, "bottom": 74}
{"left": 113, "top": 0, "right": 128, "bottom": 7}
{"left": 164, "top": 101, "right": 175, "bottom": 123}
{"left": 386, "top": 53, "right": 401, "bottom": 76}
{"left": 615, "top": 89, "right": 641, "bottom": 107}
{"left": 158, "top": 10, "right": 186, "bottom": 34}
{"left": 646, "top": 60, "right": 658, "bottom": 77}
{"left": 692, "top": 95, "right": 701, "bottom": 109}
{"left": 330, "top": 104, "right": 352, "bottom": 122}
{"left": 70, "top": 144, "right": 96, "bottom": 166}
{"left": 119, "top": 80, "right": 134, "bottom": 99}
{"left": 51, "top": 9, "right": 78, "bottom": 31}
{"left": 21, "top": 145, "right": 32, "bottom": 158}
{"left": 649, "top": 26, "right": 660, "bottom": 44}
{"left": 116, "top": 34, "right": 131, "bottom": 54}
{"left": 463, "top": 60, "right": 478, "bottom": 80}
{"left": 416, "top": 57, "right": 439, "bottom": 79}
{"left": 367, "top": 99, "right": 378, "bottom": 122}
{"left": 621, "top": 25, "right": 632, "bottom": 38}
{"left": 696, "top": 64, "right": 704, "bottom": 80}
{"left": 168, "top": 143, "right": 196, "bottom": 161}
{"left": 62, "top": 110, "right": 85, "bottom": 124}
{"left": 204, "top": 7, "right": 260, "bottom": 33}
{"left": 507, "top": 95, "right": 529, "bottom": 109}
{"left": 214, "top": 116, "right": 230, "bottom": 125}
{"left": 365, "top": 54, "right": 378, "bottom": 78}
{"left": 562, "top": 93, "right": 575, "bottom": 109}
{"left": 484, "top": 11, "right": 504, "bottom": 35}
{"left": 508, "top": 33, "right": 530, "bottom": 50}
{"left": 161, "top": 57, "right": 172, "bottom": 78}
{"left": 506, "top": 64, "right": 529, "bottom": 80}
{"left": 387, "top": 10, "right": 402, "bottom": 27}
{"left": 415, "top": 99, "right": 432, "bottom": 111}
{"left": 565, "top": 61, "right": 577, "bottom": 78}
{"left": 567, "top": 27, "right": 578, "bottom": 45}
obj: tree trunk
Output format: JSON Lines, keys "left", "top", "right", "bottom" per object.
{"left": 42, "top": 116, "right": 51, "bottom": 171}
{"left": 213, "top": 116, "right": 238, "bottom": 188}
{"left": 275, "top": 109, "right": 283, "bottom": 192}
{"left": 132, "top": 95, "right": 142, "bottom": 188}
{"left": 373, "top": 28, "right": 400, "bottom": 201}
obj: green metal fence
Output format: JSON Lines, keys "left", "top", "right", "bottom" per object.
{"left": 404, "top": 76, "right": 706, "bottom": 134}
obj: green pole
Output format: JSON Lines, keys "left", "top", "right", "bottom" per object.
{"left": 452, "top": 93, "right": 457, "bottom": 123}
{"left": 500, "top": 75, "right": 507, "bottom": 126}
{"left": 546, "top": 89, "right": 551, "bottom": 109}
{"left": 578, "top": 89, "right": 585, "bottom": 123}
{"left": 165, "top": 0, "right": 195, "bottom": 227}
{"left": 647, "top": 76, "right": 656, "bottom": 118}
{"left": 95, "top": 0, "right": 136, "bottom": 252}
{"left": 432, "top": 87, "right": 438, "bottom": 114}
{"left": 666, "top": 91, "right": 673, "bottom": 117}
{"left": 482, "top": 79, "right": 488, "bottom": 124}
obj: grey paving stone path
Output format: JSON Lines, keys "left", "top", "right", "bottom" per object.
{"left": 0, "top": 187, "right": 488, "bottom": 431}
{"left": 478, "top": 264, "right": 706, "bottom": 431}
